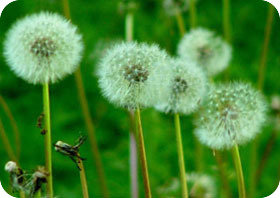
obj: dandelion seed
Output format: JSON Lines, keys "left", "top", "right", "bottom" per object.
{"left": 177, "top": 28, "right": 232, "bottom": 76}
{"left": 195, "top": 82, "right": 267, "bottom": 149}
{"left": 155, "top": 58, "right": 207, "bottom": 114}
{"left": 4, "top": 12, "right": 83, "bottom": 84}
{"left": 5, "top": 161, "right": 25, "bottom": 192}
{"left": 97, "top": 42, "right": 168, "bottom": 109}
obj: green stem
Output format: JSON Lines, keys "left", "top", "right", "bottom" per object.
{"left": 231, "top": 144, "right": 246, "bottom": 198}
{"left": 126, "top": 12, "right": 134, "bottom": 42}
{"left": 175, "top": 10, "right": 186, "bottom": 36}
{"left": 250, "top": 6, "right": 274, "bottom": 198}
{"left": 42, "top": 83, "right": 53, "bottom": 198}
{"left": 174, "top": 113, "right": 188, "bottom": 198}
{"left": 135, "top": 108, "right": 151, "bottom": 198}
{"left": 61, "top": 1, "right": 109, "bottom": 196}
{"left": 222, "top": 0, "right": 231, "bottom": 43}
{"left": 0, "top": 118, "right": 17, "bottom": 162}
{"left": 79, "top": 159, "right": 89, "bottom": 198}
{"left": 34, "top": 190, "right": 41, "bottom": 198}
{"left": 0, "top": 95, "right": 21, "bottom": 160}
{"left": 189, "top": 0, "right": 197, "bottom": 28}
{"left": 214, "top": 151, "right": 232, "bottom": 198}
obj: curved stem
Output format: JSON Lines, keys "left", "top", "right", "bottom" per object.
{"left": 79, "top": 159, "right": 89, "bottom": 198}
{"left": 0, "top": 118, "right": 17, "bottom": 162}
{"left": 135, "top": 108, "right": 152, "bottom": 198}
{"left": 231, "top": 144, "right": 246, "bottom": 198}
{"left": 0, "top": 95, "right": 21, "bottom": 159}
{"left": 189, "top": 0, "right": 197, "bottom": 28}
{"left": 174, "top": 113, "right": 188, "bottom": 198}
{"left": 43, "top": 83, "right": 53, "bottom": 198}
{"left": 175, "top": 10, "right": 186, "bottom": 36}
{"left": 61, "top": 1, "right": 109, "bottom": 197}
{"left": 250, "top": 5, "right": 274, "bottom": 198}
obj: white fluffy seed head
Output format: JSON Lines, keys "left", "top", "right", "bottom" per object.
{"left": 187, "top": 172, "right": 216, "bottom": 198}
{"left": 195, "top": 82, "right": 267, "bottom": 150}
{"left": 97, "top": 42, "right": 168, "bottom": 110}
{"left": 163, "top": 0, "right": 189, "bottom": 16}
{"left": 5, "top": 161, "right": 18, "bottom": 173}
{"left": 177, "top": 28, "right": 232, "bottom": 76}
{"left": 4, "top": 12, "right": 83, "bottom": 84}
{"left": 155, "top": 58, "right": 207, "bottom": 115}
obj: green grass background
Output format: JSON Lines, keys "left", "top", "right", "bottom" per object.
{"left": 0, "top": 0, "right": 279, "bottom": 197}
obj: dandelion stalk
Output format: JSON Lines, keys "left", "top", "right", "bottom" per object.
{"left": 42, "top": 83, "right": 53, "bottom": 198}
{"left": 34, "top": 190, "right": 41, "bottom": 198}
{"left": 189, "top": 0, "right": 197, "bottom": 28}
{"left": 213, "top": 151, "right": 232, "bottom": 198}
{"left": 174, "top": 113, "right": 188, "bottom": 198}
{"left": 231, "top": 144, "right": 246, "bottom": 198}
{"left": 135, "top": 107, "right": 151, "bottom": 198}
{"left": 0, "top": 95, "right": 21, "bottom": 159}
{"left": 222, "top": 0, "right": 231, "bottom": 43}
{"left": 175, "top": 10, "right": 186, "bottom": 36}
{"left": 249, "top": 5, "right": 274, "bottom": 197}
{"left": 125, "top": 8, "right": 139, "bottom": 198}
{"left": 61, "top": 1, "right": 109, "bottom": 197}
{"left": 0, "top": 118, "right": 17, "bottom": 162}
{"left": 79, "top": 159, "right": 89, "bottom": 198}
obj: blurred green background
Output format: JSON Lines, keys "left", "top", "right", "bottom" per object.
{"left": 0, "top": 0, "right": 279, "bottom": 197}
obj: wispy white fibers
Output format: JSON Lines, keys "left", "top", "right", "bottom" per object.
{"left": 155, "top": 58, "right": 207, "bottom": 115}
{"left": 4, "top": 12, "right": 83, "bottom": 84}
{"left": 97, "top": 42, "right": 168, "bottom": 109}
{"left": 187, "top": 172, "right": 216, "bottom": 198}
{"left": 195, "top": 82, "right": 267, "bottom": 150}
{"left": 177, "top": 28, "right": 232, "bottom": 76}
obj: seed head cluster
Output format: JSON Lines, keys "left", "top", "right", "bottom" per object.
{"left": 177, "top": 28, "right": 232, "bottom": 76}
{"left": 155, "top": 58, "right": 207, "bottom": 114}
{"left": 97, "top": 42, "right": 168, "bottom": 109}
{"left": 195, "top": 82, "right": 267, "bottom": 149}
{"left": 4, "top": 12, "right": 83, "bottom": 84}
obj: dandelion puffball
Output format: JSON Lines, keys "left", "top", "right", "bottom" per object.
{"left": 155, "top": 58, "right": 207, "bottom": 114}
{"left": 163, "top": 0, "right": 189, "bottom": 16}
{"left": 177, "top": 28, "right": 232, "bottom": 76}
{"left": 187, "top": 172, "right": 216, "bottom": 198}
{"left": 195, "top": 82, "right": 267, "bottom": 150}
{"left": 4, "top": 161, "right": 18, "bottom": 173}
{"left": 4, "top": 12, "right": 83, "bottom": 84}
{"left": 97, "top": 42, "right": 168, "bottom": 109}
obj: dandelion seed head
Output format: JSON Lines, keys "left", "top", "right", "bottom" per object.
{"left": 187, "top": 172, "right": 216, "bottom": 198}
{"left": 5, "top": 161, "right": 18, "bottom": 173}
{"left": 4, "top": 12, "right": 83, "bottom": 84}
{"left": 97, "top": 42, "right": 168, "bottom": 109}
{"left": 177, "top": 28, "right": 232, "bottom": 76}
{"left": 163, "top": 0, "right": 189, "bottom": 16}
{"left": 195, "top": 82, "right": 267, "bottom": 149}
{"left": 155, "top": 58, "right": 207, "bottom": 114}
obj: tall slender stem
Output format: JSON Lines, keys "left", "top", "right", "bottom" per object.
{"left": 0, "top": 118, "right": 17, "bottom": 162}
{"left": 0, "top": 95, "right": 21, "bottom": 159}
{"left": 250, "top": 5, "right": 274, "bottom": 198}
{"left": 42, "top": 83, "right": 53, "bottom": 198}
{"left": 189, "top": 0, "right": 197, "bottom": 28}
{"left": 257, "top": 4, "right": 274, "bottom": 90}
{"left": 61, "top": 1, "right": 109, "bottom": 197}
{"left": 222, "top": 0, "right": 231, "bottom": 43}
{"left": 126, "top": 10, "right": 139, "bottom": 198}
{"left": 175, "top": 10, "right": 186, "bottom": 36}
{"left": 79, "top": 159, "right": 89, "bottom": 198}
{"left": 214, "top": 151, "right": 232, "bottom": 198}
{"left": 135, "top": 108, "right": 151, "bottom": 198}
{"left": 231, "top": 144, "right": 246, "bottom": 198}
{"left": 174, "top": 113, "right": 188, "bottom": 198}
{"left": 34, "top": 190, "right": 41, "bottom": 198}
